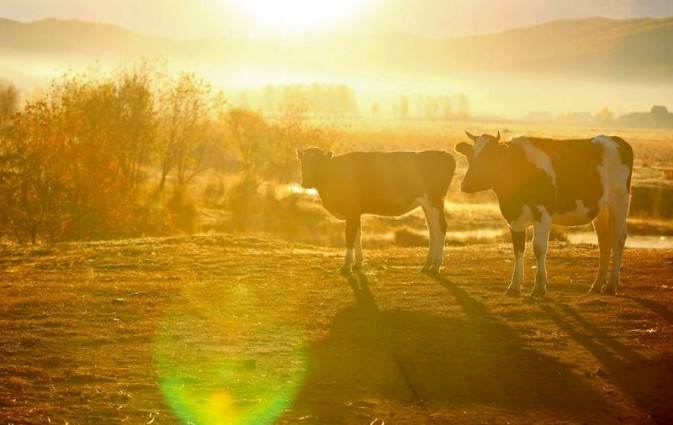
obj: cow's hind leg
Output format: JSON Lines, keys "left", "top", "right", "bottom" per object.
{"left": 421, "top": 199, "right": 442, "bottom": 274}
{"left": 353, "top": 223, "right": 364, "bottom": 271}
{"left": 588, "top": 206, "right": 611, "bottom": 294}
{"left": 604, "top": 194, "right": 629, "bottom": 295}
{"left": 341, "top": 216, "right": 361, "bottom": 276}
{"left": 434, "top": 201, "right": 448, "bottom": 273}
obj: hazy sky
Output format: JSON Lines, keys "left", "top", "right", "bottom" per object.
{"left": 0, "top": 0, "right": 672, "bottom": 39}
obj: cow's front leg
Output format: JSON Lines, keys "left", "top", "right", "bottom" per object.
{"left": 530, "top": 219, "right": 551, "bottom": 297}
{"left": 341, "top": 216, "right": 361, "bottom": 275}
{"left": 506, "top": 228, "right": 526, "bottom": 296}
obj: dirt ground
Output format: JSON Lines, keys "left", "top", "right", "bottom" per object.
{"left": 0, "top": 235, "right": 672, "bottom": 424}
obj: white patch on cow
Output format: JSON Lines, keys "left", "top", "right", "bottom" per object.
{"left": 593, "top": 135, "right": 613, "bottom": 207}
{"left": 592, "top": 135, "right": 631, "bottom": 207}
{"left": 552, "top": 200, "right": 592, "bottom": 226}
{"left": 508, "top": 205, "right": 534, "bottom": 232}
{"left": 512, "top": 137, "right": 557, "bottom": 186}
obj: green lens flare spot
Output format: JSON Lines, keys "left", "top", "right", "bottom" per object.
{"left": 154, "top": 282, "right": 307, "bottom": 425}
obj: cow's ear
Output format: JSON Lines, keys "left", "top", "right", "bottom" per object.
{"left": 455, "top": 142, "right": 474, "bottom": 158}
{"left": 324, "top": 150, "right": 334, "bottom": 159}
{"left": 465, "top": 131, "right": 479, "bottom": 142}
{"left": 296, "top": 149, "right": 304, "bottom": 160}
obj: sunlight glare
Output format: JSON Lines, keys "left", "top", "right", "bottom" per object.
{"left": 229, "top": 0, "right": 370, "bottom": 35}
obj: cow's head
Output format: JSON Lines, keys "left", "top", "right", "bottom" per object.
{"left": 455, "top": 131, "right": 503, "bottom": 193}
{"left": 297, "top": 147, "right": 333, "bottom": 189}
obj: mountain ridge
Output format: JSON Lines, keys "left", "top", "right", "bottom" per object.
{"left": 1, "top": 16, "right": 672, "bottom": 84}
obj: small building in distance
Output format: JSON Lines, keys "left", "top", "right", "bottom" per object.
{"left": 619, "top": 105, "right": 673, "bottom": 128}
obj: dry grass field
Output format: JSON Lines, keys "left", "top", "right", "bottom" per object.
{"left": 1, "top": 235, "right": 672, "bottom": 424}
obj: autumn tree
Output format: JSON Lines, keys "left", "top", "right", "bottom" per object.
{"left": 0, "top": 100, "right": 69, "bottom": 243}
{"left": 0, "top": 81, "right": 18, "bottom": 130}
{"left": 155, "top": 72, "right": 220, "bottom": 194}
{"left": 0, "top": 65, "right": 164, "bottom": 241}
{"left": 226, "top": 108, "right": 270, "bottom": 179}
{"left": 112, "top": 63, "right": 156, "bottom": 192}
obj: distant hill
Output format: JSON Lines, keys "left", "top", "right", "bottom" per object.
{"left": 0, "top": 18, "right": 171, "bottom": 56}
{"left": 1, "top": 16, "right": 672, "bottom": 82}
{"left": 445, "top": 17, "right": 673, "bottom": 79}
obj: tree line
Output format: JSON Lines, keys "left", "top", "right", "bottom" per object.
{"left": 0, "top": 65, "right": 337, "bottom": 243}
{"left": 232, "top": 84, "right": 472, "bottom": 120}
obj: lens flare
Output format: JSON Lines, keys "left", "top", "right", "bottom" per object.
{"left": 154, "top": 281, "right": 307, "bottom": 424}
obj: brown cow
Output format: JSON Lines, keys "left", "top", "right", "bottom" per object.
{"left": 297, "top": 147, "right": 456, "bottom": 275}
{"left": 455, "top": 132, "right": 633, "bottom": 296}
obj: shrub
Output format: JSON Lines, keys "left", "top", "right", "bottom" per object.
{"left": 394, "top": 227, "right": 428, "bottom": 247}
{"left": 167, "top": 186, "right": 199, "bottom": 234}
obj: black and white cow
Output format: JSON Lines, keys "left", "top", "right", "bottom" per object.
{"left": 297, "top": 148, "right": 456, "bottom": 275}
{"left": 455, "top": 131, "right": 633, "bottom": 296}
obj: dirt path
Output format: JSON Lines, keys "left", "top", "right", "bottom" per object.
{"left": 0, "top": 236, "right": 672, "bottom": 424}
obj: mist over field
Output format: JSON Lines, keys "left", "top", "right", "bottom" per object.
{"left": 2, "top": 16, "right": 673, "bottom": 117}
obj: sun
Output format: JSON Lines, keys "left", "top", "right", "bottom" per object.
{"left": 228, "top": 0, "right": 370, "bottom": 35}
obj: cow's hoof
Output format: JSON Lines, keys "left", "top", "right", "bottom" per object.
{"left": 505, "top": 287, "right": 522, "bottom": 297}
{"left": 422, "top": 265, "right": 439, "bottom": 276}
{"left": 529, "top": 287, "right": 547, "bottom": 298}
{"left": 601, "top": 285, "right": 617, "bottom": 296}
{"left": 421, "top": 264, "right": 432, "bottom": 274}
{"left": 339, "top": 266, "right": 352, "bottom": 276}
{"left": 422, "top": 265, "right": 439, "bottom": 275}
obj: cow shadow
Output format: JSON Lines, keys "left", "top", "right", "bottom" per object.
{"left": 626, "top": 296, "right": 673, "bottom": 325}
{"left": 284, "top": 273, "right": 606, "bottom": 423}
{"left": 540, "top": 301, "right": 673, "bottom": 423}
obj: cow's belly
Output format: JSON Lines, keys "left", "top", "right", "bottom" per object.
{"left": 552, "top": 200, "right": 599, "bottom": 226}
{"left": 360, "top": 196, "right": 421, "bottom": 217}
{"left": 507, "top": 201, "right": 598, "bottom": 230}
{"left": 326, "top": 196, "right": 424, "bottom": 219}
{"left": 362, "top": 204, "right": 419, "bottom": 217}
